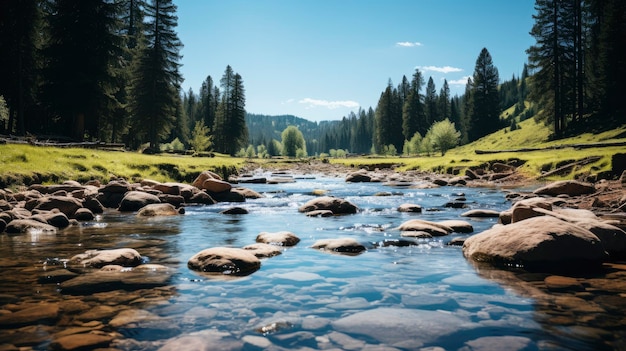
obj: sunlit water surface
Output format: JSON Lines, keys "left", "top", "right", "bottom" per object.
{"left": 0, "top": 174, "right": 624, "bottom": 350}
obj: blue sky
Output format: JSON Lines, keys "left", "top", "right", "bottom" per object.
{"left": 175, "top": 1, "right": 536, "bottom": 122}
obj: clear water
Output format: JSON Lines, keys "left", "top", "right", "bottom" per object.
{"left": 0, "top": 174, "right": 624, "bottom": 350}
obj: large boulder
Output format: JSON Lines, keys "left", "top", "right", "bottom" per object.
{"left": 192, "top": 170, "right": 223, "bottom": 189}
{"left": 69, "top": 248, "right": 143, "bottom": 268}
{"left": 256, "top": 231, "right": 300, "bottom": 246}
{"left": 298, "top": 196, "right": 358, "bottom": 214}
{"left": 462, "top": 216, "right": 608, "bottom": 269}
{"left": 118, "top": 191, "right": 161, "bottom": 212}
{"left": 201, "top": 178, "right": 232, "bottom": 193}
{"left": 345, "top": 171, "right": 372, "bottom": 183}
{"left": 533, "top": 180, "right": 595, "bottom": 197}
{"left": 187, "top": 247, "right": 261, "bottom": 276}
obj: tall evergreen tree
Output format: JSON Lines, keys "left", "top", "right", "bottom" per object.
{"left": 467, "top": 48, "right": 501, "bottom": 141}
{"left": 213, "top": 66, "right": 248, "bottom": 155}
{"left": 424, "top": 77, "right": 438, "bottom": 124}
{"left": 129, "top": 0, "right": 183, "bottom": 150}
{"left": 437, "top": 79, "right": 451, "bottom": 121}
{"left": 374, "top": 81, "right": 402, "bottom": 153}
{"left": 198, "top": 75, "right": 219, "bottom": 132}
{"left": 402, "top": 68, "right": 425, "bottom": 140}
{"left": 41, "top": 0, "right": 123, "bottom": 141}
{"left": 0, "top": 0, "right": 41, "bottom": 135}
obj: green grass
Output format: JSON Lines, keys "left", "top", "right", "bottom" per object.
{"left": 332, "top": 118, "right": 626, "bottom": 180}
{"left": 0, "top": 144, "right": 244, "bottom": 188}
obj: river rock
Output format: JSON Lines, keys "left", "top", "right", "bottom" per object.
{"left": 50, "top": 333, "right": 113, "bottom": 350}
{"left": 5, "top": 219, "right": 57, "bottom": 234}
{"left": 60, "top": 264, "right": 172, "bottom": 294}
{"left": 188, "top": 191, "right": 217, "bottom": 205}
{"left": 158, "top": 194, "right": 185, "bottom": 207}
{"left": 220, "top": 207, "right": 249, "bottom": 215}
{"left": 332, "top": 307, "right": 467, "bottom": 347}
{"left": 73, "top": 208, "right": 95, "bottom": 221}
{"left": 397, "top": 203, "right": 422, "bottom": 213}
{"left": 462, "top": 216, "right": 608, "bottom": 269}
{"left": 137, "top": 203, "right": 180, "bottom": 217}
{"left": 256, "top": 231, "right": 300, "bottom": 246}
{"left": 510, "top": 197, "right": 553, "bottom": 223}
{"left": 243, "top": 243, "right": 283, "bottom": 258}
{"left": 305, "top": 209, "right": 334, "bottom": 217}
{"left": 208, "top": 190, "right": 245, "bottom": 202}
{"left": 69, "top": 248, "right": 143, "bottom": 268}
{"left": 461, "top": 336, "right": 533, "bottom": 351}
{"left": 437, "top": 219, "right": 474, "bottom": 233}
{"left": 82, "top": 197, "right": 104, "bottom": 214}
{"left": 201, "top": 178, "right": 232, "bottom": 193}
{"left": 397, "top": 219, "right": 452, "bottom": 236}
{"left": 311, "top": 238, "right": 366, "bottom": 255}
{"left": 0, "top": 302, "right": 59, "bottom": 327}
{"left": 29, "top": 195, "right": 83, "bottom": 217}
{"left": 188, "top": 247, "right": 261, "bottom": 276}
{"left": 345, "top": 171, "right": 372, "bottom": 183}
{"left": 461, "top": 209, "right": 501, "bottom": 218}
{"left": 231, "top": 187, "right": 264, "bottom": 199}
{"left": 0, "top": 218, "right": 6, "bottom": 233}
{"left": 192, "top": 170, "right": 223, "bottom": 189}
{"left": 298, "top": 196, "right": 358, "bottom": 214}
{"left": 38, "top": 210, "right": 70, "bottom": 228}
{"left": 533, "top": 180, "right": 596, "bottom": 197}
{"left": 118, "top": 191, "right": 161, "bottom": 212}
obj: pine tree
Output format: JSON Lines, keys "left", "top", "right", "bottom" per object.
{"left": 213, "top": 66, "right": 248, "bottom": 155}
{"left": 424, "top": 77, "right": 438, "bottom": 124}
{"left": 402, "top": 68, "right": 425, "bottom": 140}
{"left": 129, "top": 0, "right": 183, "bottom": 150}
{"left": 0, "top": 0, "right": 41, "bottom": 135}
{"left": 374, "top": 81, "right": 402, "bottom": 153}
{"left": 437, "top": 79, "right": 451, "bottom": 121}
{"left": 41, "top": 0, "right": 123, "bottom": 141}
{"left": 467, "top": 48, "right": 501, "bottom": 141}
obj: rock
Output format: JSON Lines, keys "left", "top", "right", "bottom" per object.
{"left": 73, "top": 208, "right": 95, "bottom": 221}
{"left": 201, "top": 178, "right": 232, "bottom": 193}
{"left": 69, "top": 248, "right": 143, "bottom": 268}
{"left": 158, "top": 330, "right": 243, "bottom": 351}
{"left": 375, "top": 239, "right": 418, "bottom": 247}
{"left": 460, "top": 336, "right": 533, "bottom": 351}
{"left": 437, "top": 220, "right": 473, "bottom": 233}
{"left": 231, "top": 187, "right": 264, "bottom": 199}
{"left": 0, "top": 303, "right": 59, "bottom": 327}
{"left": 158, "top": 194, "right": 185, "bottom": 207}
{"left": 432, "top": 178, "right": 448, "bottom": 186}
{"left": 31, "top": 195, "right": 83, "bottom": 217}
{"left": 101, "top": 180, "right": 132, "bottom": 193}
{"left": 533, "top": 180, "right": 596, "bottom": 197}
{"left": 256, "top": 231, "right": 300, "bottom": 246}
{"left": 462, "top": 216, "right": 608, "bottom": 269}
{"left": 345, "top": 171, "right": 371, "bottom": 183}
{"left": 60, "top": 264, "right": 172, "bottom": 294}
{"left": 118, "top": 191, "right": 161, "bottom": 212}
{"left": 298, "top": 196, "right": 358, "bottom": 214}
{"left": 544, "top": 275, "right": 584, "bottom": 291}
{"left": 153, "top": 182, "right": 181, "bottom": 195}
{"left": 137, "top": 203, "right": 180, "bottom": 217}
{"left": 444, "top": 201, "right": 467, "bottom": 208}
{"left": 448, "top": 176, "right": 467, "bottom": 186}
{"left": 220, "top": 207, "right": 249, "bottom": 215}
{"left": 192, "top": 170, "right": 223, "bottom": 188}
{"left": 35, "top": 210, "right": 70, "bottom": 228}
{"left": 461, "top": 209, "right": 501, "bottom": 218}
{"left": 510, "top": 197, "right": 553, "bottom": 223}
{"left": 243, "top": 243, "right": 283, "bottom": 258}
{"left": 5, "top": 219, "right": 57, "bottom": 234}
{"left": 188, "top": 191, "right": 217, "bottom": 205}
{"left": 208, "top": 190, "right": 245, "bottom": 203}
{"left": 49, "top": 333, "right": 113, "bottom": 350}
{"left": 332, "top": 307, "right": 467, "bottom": 347}
{"left": 396, "top": 219, "right": 452, "bottom": 237}
{"left": 188, "top": 247, "right": 261, "bottom": 276}
{"left": 447, "top": 237, "right": 466, "bottom": 246}
{"left": 0, "top": 218, "right": 6, "bottom": 233}
{"left": 311, "top": 238, "right": 366, "bottom": 255}
{"left": 400, "top": 231, "right": 433, "bottom": 239}
{"left": 305, "top": 210, "right": 334, "bottom": 217}
{"left": 397, "top": 203, "right": 422, "bottom": 213}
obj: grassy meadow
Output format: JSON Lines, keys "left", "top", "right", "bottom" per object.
{"left": 331, "top": 118, "right": 626, "bottom": 180}
{"left": 1, "top": 117, "right": 625, "bottom": 188}
{"left": 0, "top": 144, "right": 243, "bottom": 188}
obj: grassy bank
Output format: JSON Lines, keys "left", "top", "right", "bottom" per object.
{"left": 0, "top": 144, "right": 244, "bottom": 188}
{"left": 331, "top": 118, "right": 626, "bottom": 180}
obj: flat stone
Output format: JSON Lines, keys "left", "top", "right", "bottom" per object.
{"left": 5, "top": 219, "right": 57, "bottom": 234}
{"left": 461, "top": 209, "right": 500, "bottom": 218}
{"left": 256, "top": 231, "right": 300, "bottom": 246}
{"left": 544, "top": 275, "right": 584, "bottom": 291}
{"left": 311, "top": 238, "right": 366, "bottom": 255}
{"left": 396, "top": 219, "right": 452, "bottom": 236}
{"left": 69, "top": 248, "right": 143, "bottom": 268}
{"left": 397, "top": 203, "right": 422, "bottom": 213}
{"left": 437, "top": 219, "right": 473, "bottom": 233}
{"left": 50, "top": 333, "right": 113, "bottom": 351}
{"left": 188, "top": 247, "right": 261, "bottom": 276}
{"left": 0, "top": 303, "right": 59, "bottom": 327}
{"left": 243, "top": 243, "right": 283, "bottom": 258}
{"left": 137, "top": 203, "right": 180, "bottom": 217}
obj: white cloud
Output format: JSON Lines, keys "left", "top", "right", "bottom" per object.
{"left": 298, "top": 98, "right": 360, "bottom": 110}
{"left": 281, "top": 98, "right": 295, "bottom": 105}
{"left": 396, "top": 41, "right": 423, "bottom": 47}
{"left": 417, "top": 65, "right": 463, "bottom": 74}
{"left": 448, "top": 76, "right": 472, "bottom": 86}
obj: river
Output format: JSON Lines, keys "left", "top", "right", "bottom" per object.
{"left": 0, "top": 172, "right": 624, "bottom": 350}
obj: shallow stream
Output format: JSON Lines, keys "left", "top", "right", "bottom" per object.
{"left": 1, "top": 173, "right": 625, "bottom": 350}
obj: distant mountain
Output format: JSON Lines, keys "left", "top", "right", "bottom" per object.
{"left": 245, "top": 113, "right": 340, "bottom": 147}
